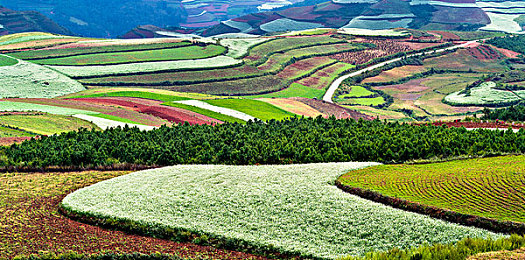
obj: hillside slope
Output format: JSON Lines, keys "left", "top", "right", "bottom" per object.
{"left": 0, "top": 6, "right": 72, "bottom": 36}
{"left": 201, "top": 0, "right": 523, "bottom": 36}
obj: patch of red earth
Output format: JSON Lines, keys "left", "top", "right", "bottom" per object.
{"left": 291, "top": 97, "right": 373, "bottom": 120}
{"left": 331, "top": 39, "right": 411, "bottom": 64}
{"left": 430, "top": 31, "right": 460, "bottom": 41}
{"left": 468, "top": 45, "right": 504, "bottom": 60}
{"left": 0, "top": 136, "right": 33, "bottom": 146}
{"left": 421, "top": 121, "right": 525, "bottom": 129}
{"left": 8, "top": 98, "right": 168, "bottom": 127}
{"left": 276, "top": 57, "right": 331, "bottom": 79}
{"left": 68, "top": 97, "right": 222, "bottom": 125}
{"left": 1, "top": 176, "right": 267, "bottom": 259}
{"left": 488, "top": 45, "right": 521, "bottom": 58}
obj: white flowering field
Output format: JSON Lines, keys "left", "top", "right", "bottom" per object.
{"left": 62, "top": 163, "right": 501, "bottom": 259}
{"left": 0, "top": 58, "right": 85, "bottom": 98}
{"left": 47, "top": 56, "right": 243, "bottom": 78}
{"left": 445, "top": 82, "right": 522, "bottom": 106}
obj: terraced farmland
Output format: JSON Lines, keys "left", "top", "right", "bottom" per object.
{"left": 0, "top": 114, "right": 98, "bottom": 135}
{"left": 34, "top": 45, "right": 227, "bottom": 66}
{"left": 338, "top": 156, "right": 525, "bottom": 223}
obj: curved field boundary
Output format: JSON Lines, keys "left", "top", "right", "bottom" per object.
{"left": 61, "top": 163, "right": 501, "bottom": 259}
{"left": 35, "top": 45, "right": 227, "bottom": 66}
{"left": 80, "top": 45, "right": 365, "bottom": 87}
{"left": 174, "top": 100, "right": 257, "bottom": 121}
{"left": 48, "top": 56, "right": 244, "bottom": 78}
{"left": 336, "top": 156, "right": 525, "bottom": 235}
{"left": 73, "top": 114, "right": 155, "bottom": 131}
{"left": 9, "top": 41, "right": 192, "bottom": 60}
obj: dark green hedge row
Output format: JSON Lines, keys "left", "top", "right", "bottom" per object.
{"left": 3, "top": 117, "right": 525, "bottom": 169}
{"left": 487, "top": 35, "right": 525, "bottom": 56}
{"left": 482, "top": 103, "right": 525, "bottom": 122}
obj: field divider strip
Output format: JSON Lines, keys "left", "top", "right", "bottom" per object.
{"left": 335, "top": 180, "right": 525, "bottom": 235}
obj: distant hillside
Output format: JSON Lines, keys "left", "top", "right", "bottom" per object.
{"left": 0, "top": 0, "right": 187, "bottom": 38}
{"left": 201, "top": 0, "right": 524, "bottom": 36}
{"left": 0, "top": 6, "right": 72, "bottom": 36}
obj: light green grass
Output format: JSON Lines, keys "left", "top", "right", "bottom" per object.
{"left": 0, "top": 125, "right": 34, "bottom": 137}
{"left": 246, "top": 83, "right": 325, "bottom": 99}
{"left": 0, "top": 114, "right": 98, "bottom": 135}
{"left": 35, "top": 45, "right": 226, "bottom": 66}
{"left": 0, "top": 101, "right": 99, "bottom": 116}
{"left": 340, "top": 86, "right": 374, "bottom": 98}
{"left": 162, "top": 102, "right": 245, "bottom": 124}
{"left": 205, "top": 99, "right": 296, "bottom": 121}
{"left": 0, "top": 55, "right": 18, "bottom": 67}
{"left": 346, "top": 97, "right": 386, "bottom": 106}
{"left": 66, "top": 91, "right": 191, "bottom": 102}
{"left": 339, "top": 155, "right": 525, "bottom": 223}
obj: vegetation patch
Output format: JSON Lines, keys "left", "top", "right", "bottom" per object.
{"left": 256, "top": 98, "right": 324, "bottom": 118}
{"left": 9, "top": 41, "right": 192, "bottom": 60}
{"left": 338, "top": 155, "right": 525, "bottom": 227}
{"left": 3, "top": 118, "right": 525, "bottom": 168}
{"left": 163, "top": 102, "right": 244, "bottom": 124}
{"left": 205, "top": 99, "right": 296, "bottom": 121}
{"left": 339, "top": 86, "right": 375, "bottom": 98}
{"left": 0, "top": 114, "right": 98, "bottom": 135}
{"left": 61, "top": 163, "right": 499, "bottom": 259}
{"left": 445, "top": 82, "right": 524, "bottom": 107}
{"left": 0, "top": 61, "right": 85, "bottom": 98}
{"left": 246, "top": 83, "right": 326, "bottom": 99}
{"left": 0, "top": 55, "right": 18, "bottom": 67}
{"left": 35, "top": 45, "right": 226, "bottom": 66}
{"left": 66, "top": 91, "right": 191, "bottom": 102}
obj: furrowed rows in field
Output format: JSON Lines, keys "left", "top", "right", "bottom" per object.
{"left": 338, "top": 156, "right": 525, "bottom": 223}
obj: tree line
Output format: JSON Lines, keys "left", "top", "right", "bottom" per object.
{"left": 2, "top": 117, "right": 524, "bottom": 169}
{"left": 482, "top": 103, "right": 525, "bottom": 122}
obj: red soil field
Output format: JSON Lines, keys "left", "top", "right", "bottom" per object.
{"left": 331, "top": 39, "right": 411, "bottom": 64}
{"left": 68, "top": 97, "right": 222, "bottom": 125}
{"left": 9, "top": 98, "right": 169, "bottom": 127}
{"left": 0, "top": 170, "right": 266, "bottom": 259}
{"left": 468, "top": 45, "right": 504, "bottom": 60}
{"left": 430, "top": 31, "right": 460, "bottom": 41}
{"left": 291, "top": 97, "right": 373, "bottom": 120}
{"left": 489, "top": 45, "right": 521, "bottom": 59}
{"left": 0, "top": 136, "right": 32, "bottom": 146}
{"left": 398, "top": 41, "right": 442, "bottom": 50}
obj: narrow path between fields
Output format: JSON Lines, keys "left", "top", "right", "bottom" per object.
{"left": 322, "top": 40, "right": 482, "bottom": 103}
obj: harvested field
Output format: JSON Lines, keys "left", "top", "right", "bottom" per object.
{"left": 330, "top": 39, "right": 411, "bottom": 64}
{"left": 68, "top": 97, "right": 221, "bottom": 125}
{"left": 256, "top": 98, "right": 325, "bottom": 118}
{"left": 291, "top": 97, "right": 373, "bottom": 120}
{"left": 296, "top": 62, "right": 354, "bottom": 89}
{"left": 429, "top": 31, "right": 460, "bottom": 41}
{"left": 0, "top": 38, "right": 81, "bottom": 51}
{"left": 246, "top": 83, "right": 325, "bottom": 99}
{"left": 362, "top": 65, "right": 426, "bottom": 83}
{"left": 423, "top": 49, "right": 507, "bottom": 73}
{"left": 0, "top": 170, "right": 265, "bottom": 259}
{"left": 397, "top": 41, "right": 442, "bottom": 50}
{"left": 276, "top": 56, "right": 336, "bottom": 79}
{"left": 342, "top": 105, "right": 408, "bottom": 120}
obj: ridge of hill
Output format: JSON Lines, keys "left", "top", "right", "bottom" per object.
{"left": 0, "top": 6, "right": 72, "bottom": 36}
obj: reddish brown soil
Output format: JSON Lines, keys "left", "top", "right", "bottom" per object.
{"left": 398, "top": 41, "right": 442, "bottom": 50}
{"left": 68, "top": 97, "right": 222, "bottom": 125}
{"left": 468, "top": 45, "right": 504, "bottom": 60}
{"left": 430, "top": 31, "right": 460, "bottom": 41}
{"left": 489, "top": 45, "right": 521, "bottom": 59}
{"left": 0, "top": 171, "right": 267, "bottom": 259}
{"left": 330, "top": 39, "right": 412, "bottom": 65}
{"left": 0, "top": 136, "right": 33, "bottom": 146}
{"left": 291, "top": 97, "right": 373, "bottom": 120}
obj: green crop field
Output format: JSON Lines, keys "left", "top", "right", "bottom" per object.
{"left": 67, "top": 91, "right": 191, "bottom": 102}
{"left": 9, "top": 41, "right": 192, "bottom": 60}
{"left": 340, "top": 86, "right": 374, "bottom": 98}
{"left": 163, "top": 102, "right": 246, "bottom": 124}
{"left": 34, "top": 45, "right": 226, "bottom": 66}
{"left": 0, "top": 55, "right": 18, "bottom": 67}
{"left": 343, "top": 96, "right": 385, "bottom": 106}
{"left": 0, "top": 114, "right": 98, "bottom": 135}
{"left": 205, "top": 99, "right": 296, "bottom": 121}
{"left": 0, "top": 125, "right": 34, "bottom": 137}
{"left": 247, "top": 83, "right": 325, "bottom": 99}
{"left": 338, "top": 156, "right": 525, "bottom": 223}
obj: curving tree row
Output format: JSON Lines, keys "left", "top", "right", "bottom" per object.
{"left": 2, "top": 117, "right": 525, "bottom": 168}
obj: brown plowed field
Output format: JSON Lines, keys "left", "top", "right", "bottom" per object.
{"left": 291, "top": 97, "right": 373, "bottom": 120}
